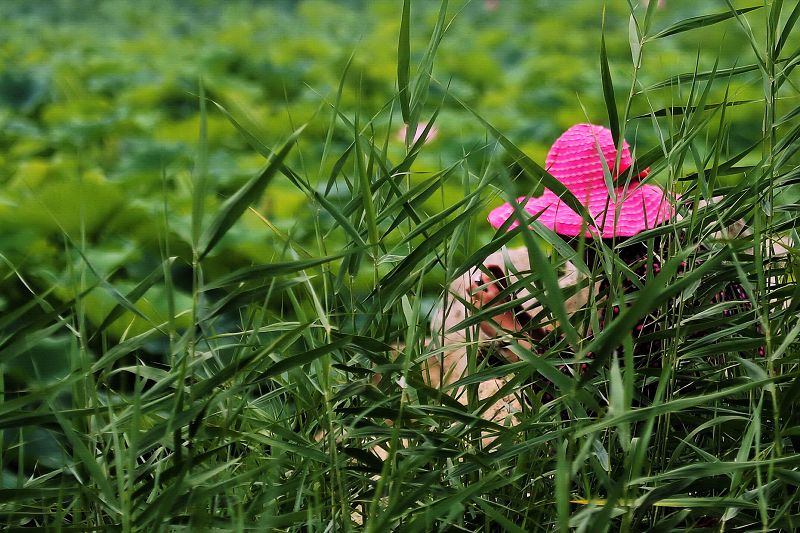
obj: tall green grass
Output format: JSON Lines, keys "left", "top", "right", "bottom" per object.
{"left": 1, "top": 1, "right": 799, "bottom": 530}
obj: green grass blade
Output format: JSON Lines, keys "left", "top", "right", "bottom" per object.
{"left": 408, "top": 0, "right": 449, "bottom": 128}
{"left": 631, "top": 98, "right": 761, "bottom": 118}
{"left": 649, "top": 6, "right": 762, "bottom": 39}
{"left": 203, "top": 252, "right": 353, "bottom": 290}
{"left": 638, "top": 63, "right": 760, "bottom": 93}
{"left": 776, "top": 1, "right": 800, "bottom": 55}
{"left": 192, "top": 80, "right": 208, "bottom": 250}
{"left": 198, "top": 124, "right": 306, "bottom": 259}
{"left": 91, "top": 257, "right": 176, "bottom": 340}
{"left": 397, "top": 0, "right": 411, "bottom": 123}
{"left": 600, "top": 16, "right": 620, "bottom": 146}
{"left": 353, "top": 115, "right": 381, "bottom": 252}
{"left": 320, "top": 53, "right": 353, "bottom": 183}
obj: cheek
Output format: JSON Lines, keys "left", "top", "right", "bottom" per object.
{"left": 468, "top": 284, "right": 481, "bottom": 301}
{"left": 484, "top": 285, "right": 501, "bottom": 300}
{"left": 476, "top": 290, "right": 490, "bottom": 305}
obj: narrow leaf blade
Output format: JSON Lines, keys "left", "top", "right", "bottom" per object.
{"left": 198, "top": 125, "right": 306, "bottom": 259}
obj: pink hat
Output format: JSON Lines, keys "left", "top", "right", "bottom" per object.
{"left": 488, "top": 124, "right": 675, "bottom": 237}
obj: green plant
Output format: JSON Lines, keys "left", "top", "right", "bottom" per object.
{"left": 1, "top": 0, "right": 799, "bottom": 530}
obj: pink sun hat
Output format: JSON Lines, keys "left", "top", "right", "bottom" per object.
{"left": 488, "top": 123, "right": 675, "bottom": 238}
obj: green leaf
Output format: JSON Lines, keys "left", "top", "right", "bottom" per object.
{"left": 398, "top": 0, "right": 411, "bottom": 123}
{"left": 516, "top": 215, "right": 580, "bottom": 348}
{"left": 91, "top": 257, "right": 176, "bottom": 340}
{"left": 638, "top": 63, "right": 760, "bottom": 93}
{"left": 320, "top": 53, "right": 354, "bottom": 186}
{"left": 776, "top": 1, "right": 800, "bottom": 55}
{"left": 204, "top": 252, "right": 353, "bottom": 290}
{"left": 600, "top": 22, "right": 620, "bottom": 147}
{"left": 198, "top": 124, "right": 305, "bottom": 259}
{"left": 628, "top": 15, "right": 642, "bottom": 68}
{"left": 408, "top": 0, "right": 449, "bottom": 129}
{"left": 52, "top": 407, "right": 119, "bottom": 512}
{"left": 631, "top": 99, "right": 761, "bottom": 119}
{"left": 649, "top": 6, "right": 762, "bottom": 39}
{"left": 192, "top": 80, "right": 208, "bottom": 249}
{"left": 556, "top": 439, "right": 570, "bottom": 533}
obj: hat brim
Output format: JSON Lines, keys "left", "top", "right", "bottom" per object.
{"left": 488, "top": 184, "right": 675, "bottom": 238}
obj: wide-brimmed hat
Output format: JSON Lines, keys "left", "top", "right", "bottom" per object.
{"left": 488, "top": 124, "right": 675, "bottom": 237}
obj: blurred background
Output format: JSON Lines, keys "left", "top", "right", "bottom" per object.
{"left": 0, "top": 0, "right": 786, "bottom": 355}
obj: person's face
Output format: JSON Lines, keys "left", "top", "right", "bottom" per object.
{"left": 470, "top": 266, "right": 507, "bottom": 308}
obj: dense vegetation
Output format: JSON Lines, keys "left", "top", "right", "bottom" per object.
{"left": 1, "top": 0, "right": 799, "bottom": 530}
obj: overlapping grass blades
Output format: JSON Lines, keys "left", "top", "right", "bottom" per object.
{"left": 1, "top": 1, "right": 799, "bottom": 531}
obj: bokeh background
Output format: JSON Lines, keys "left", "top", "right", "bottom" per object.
{"left": 0, "top": 0, "right": 787, "bottom": 377}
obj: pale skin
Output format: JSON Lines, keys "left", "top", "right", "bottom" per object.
{"left": 426, "top": 246, "right": 587, "bottom": 392}
{"left": 468, "top": 265, "right": 551, "bottom": 358}
{"left": 422, "top": 247, "right": 580, "bottom": 438}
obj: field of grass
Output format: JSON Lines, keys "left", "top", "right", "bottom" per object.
{"left": 1, "top": 0, "right": 799, "bottom": 530}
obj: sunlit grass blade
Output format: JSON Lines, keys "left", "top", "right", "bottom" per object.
{"left": 375, "top": 206, "right": 479, "bottom": 301}
{"left": 320, "top": 53, "right": 353, "bottom": 185}
{"left": 407, "top": 0, "right": 449, "bottom": 131}
{"left": 52, "top": 407, "right": 119, "bottom": 511}
{"left": 632, "top": 98, "right": 761, "bottom": 118}
{"left": 600, "top": 14, "right": 620, "bottom": 146}
{"left": 648, "top": 5, "right": 762, "bottom": 40}
{"left": 352, "top": 114, "right": 381, "bottom": 252}
{"left": 91, "top": 257, "right": 176, "bottom": 340}
{"left": 192, "top": 81, "right": 208, "bottom": 250}
{"left": 776, "top": 1, "right": 800, "bottom": 55}
{"left": 638, "top": 63, "right": 760, "bottom": 93}
{"left": 198, "top": 125, "right": 306, "bottom": 259}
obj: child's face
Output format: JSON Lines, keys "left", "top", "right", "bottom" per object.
{"left": 469, "top": 267, "right": 506, "bottom": 308}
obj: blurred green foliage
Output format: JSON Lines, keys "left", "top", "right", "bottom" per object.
{"left": 0, "top": 0, "right": 787, "bottom": 343}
